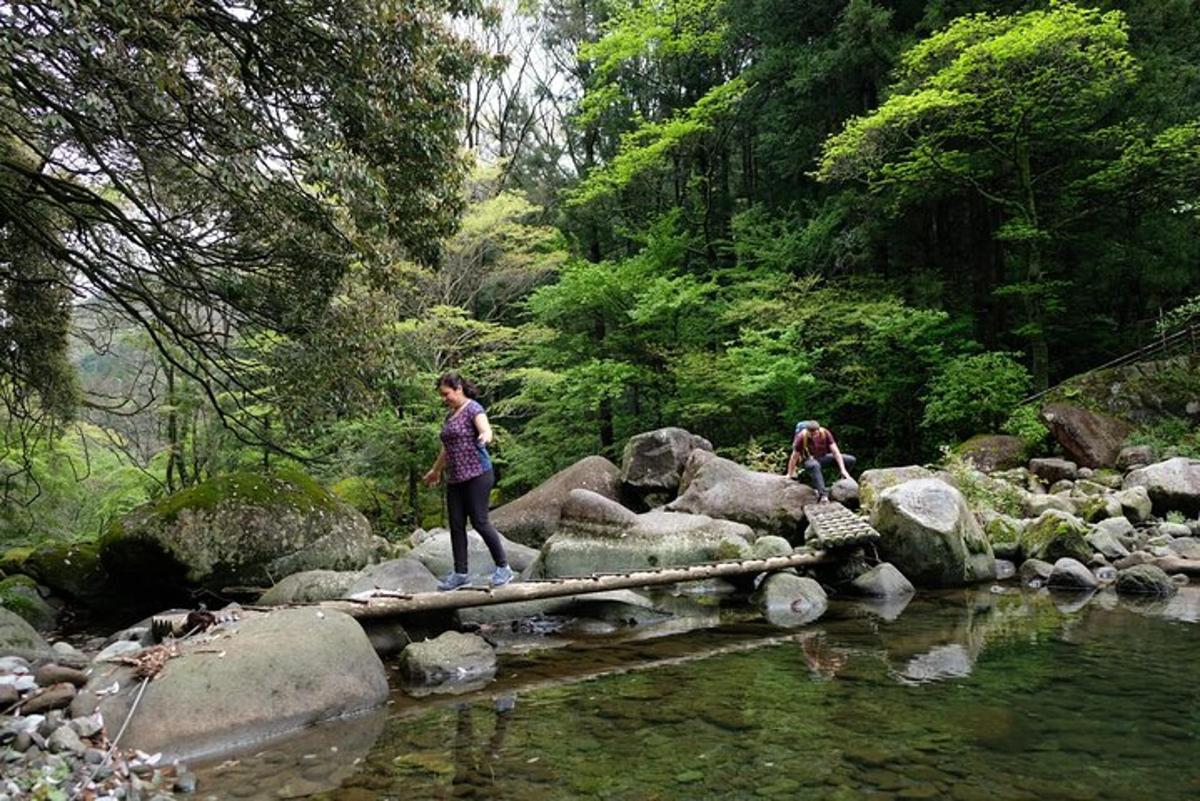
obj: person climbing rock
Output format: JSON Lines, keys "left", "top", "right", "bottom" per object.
{"left": 785, "top": 420, "right": 856, "bottom": 503}
{"left": 423, "top": 372, "right": 513, "bottom": 590}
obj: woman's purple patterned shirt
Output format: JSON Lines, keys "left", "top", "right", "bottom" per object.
{"left": 440, "top": 399, "right": 492, "bottom": 484}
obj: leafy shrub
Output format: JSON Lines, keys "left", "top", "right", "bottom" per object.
{"left": 1002, "top": 404, "right": 1050, "bottom": 453}
{"left": 922, "top": 352, "right": 1031, "bottom": 446}
{"left": 940, "top": 447, "right": 1024, "bottom": 517}
{"left": 1125, "top": 417, "right": 1200, "bottom": 459}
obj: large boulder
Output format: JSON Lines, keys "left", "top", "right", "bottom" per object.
{"left": 345, "top": 558, "right": 439, "bottom": 597}
{"left": 490, "top": 456, "right": 622, "bottom": 547}
{"left": 0, "top": 575, "right": 56, "bottom": 630}
{"left": 665, "top": 450, "right": 816, "bottom": 539}
{"left": 1039, "top": 403, "right": 1132, "bottom": 468}
{"left": 100, "top": 470, "right": 377, "bottom": 596}
{"left": 871, "top": 479, "right": 996, "bottom": 588}
{"left": 1123, "top": 457, "right": 1200, "bottom": 516}
{"left": 1114, "top": 486, "right": 1153, "bottom": 522}
{"left": 409, "top": 529, "right": 538, "bottom": 582}
{"left": 1019, "top": 510, "right": 1093, "bottom": 563}
{"left": 619, "top": 427, "right": 713, "bottom": 501}
{"left": 22, "top": 541, "right": 110, "bottom": 604}
{"left": 258, "top": 570, "right": 362, "bottom": 605}
{"left": 956, "top": 435, "right": 1026, "bottom": 473}
{"left": 754, "top": 574, "right": 827, "bottom": 627}
{"left": 858, "top": 466, "right": 935, "bottom": 514}
{"left": 0, "top": 607, "right": 51, "bottom": 660}
{"left": 93, "top": 608, "right": 388, "bottom": 760}
{"left": 538, "top": 489, "right": 753, "bottom": 578}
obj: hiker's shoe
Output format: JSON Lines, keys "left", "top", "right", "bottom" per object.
{"left": 490, "top": 565, "right": 514, "bottom": 587}
{"left": 437, "top": 572, "right": 471, "bottom": 591}
{"left": 818, "top": 495, "right": 831, "bottom": 504}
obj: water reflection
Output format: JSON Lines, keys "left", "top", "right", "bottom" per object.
{"left": 447, "top": 696, "right": 516, "bottom": 796}
{"left": 192, "top": 585, "right": 1200, "bottom": 800}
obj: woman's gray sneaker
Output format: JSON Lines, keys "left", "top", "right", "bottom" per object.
{"left": 437, "top": 572, "right": 471, "bottom": 591}
{"left": 490, "top": 565, "right": 514, "bottom": 587}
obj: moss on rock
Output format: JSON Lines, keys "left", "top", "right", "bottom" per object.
{"left": 101, "top": 469, "right": 375, "bottom": 595}
{"left": 1019, "top": 510, "right": 1092, "bottom": 563}
{"left": 0, "top": 575, "right": 56, "bottom": 630}
{"left": 24, "top": 541, "right": 109, "bottom": 603}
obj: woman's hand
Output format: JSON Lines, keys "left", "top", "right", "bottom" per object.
{"left": 422, "top": 469, "right": 441, "bottom": 487}
{"left": 476, "top": 430, "right": 492, "bottom": 447}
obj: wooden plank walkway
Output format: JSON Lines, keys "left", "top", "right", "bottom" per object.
{"left": 314, "top": 551, "right": 829, "bottom": 620}
{"left": 803, "top": 502, "right": 881, "bottom": 550}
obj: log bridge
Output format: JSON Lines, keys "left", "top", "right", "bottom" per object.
{"left": 315, "top": 551, "right": 831, "bottom": 620}
{"left": 307, "top": 504, "right": 882, "bottom": 620}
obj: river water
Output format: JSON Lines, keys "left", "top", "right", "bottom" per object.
{"left": 194, "top": 586, "right": 1200, "bottom": 800}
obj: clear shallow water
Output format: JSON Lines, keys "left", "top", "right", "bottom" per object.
{"left": 196, "top": 587, "right": 1200, "bottom": 800}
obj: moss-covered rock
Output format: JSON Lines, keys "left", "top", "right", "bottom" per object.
{"left": 23, "top": 541, "right": 110, "bottom": 603}
{"left": 955, "top": 435, "right": 1026, "bottom": 473}
{"left": 0, "top": 575, "right": 56, "bottom": 630}
{"left": 1077, "top": 494, "right": 1122, "bottom": 523}
{"left": 1019, "top": 510, "right": 1093, "bottom": 563}
{"left": 0, "top": 546, "right": 33, "bottom": 576}
{"left": 100, "top": 469, "right": 376, "bottom": 595}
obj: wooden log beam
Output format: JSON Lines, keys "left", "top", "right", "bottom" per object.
{"left": 316, "top": 552, "right": 829, "bottom": 620}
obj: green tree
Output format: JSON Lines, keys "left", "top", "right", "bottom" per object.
{"left": 0, "top": 0, "right": 480, "bottom": 445}
{"left": 922, "top": 351, "right": 1032, "bottom": 445}
{"left": 818, "top": 2, "right": 1200, "bottom": 388}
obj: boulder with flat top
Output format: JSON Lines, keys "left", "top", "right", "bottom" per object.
{"left": 665, "top": 450, "right": 816, "bottom": 539}
{"left": 538, "top": 489, "right": 753, "bottom": 578}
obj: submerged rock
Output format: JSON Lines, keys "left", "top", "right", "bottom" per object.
{"left": 400, "top": 631, "right": 496, "bottom": 688}
{"left": 754, "top": 573, "right": 827, "bottom": 627}
{"left": 871, "top": 479, "right": 996, "bottom": 588}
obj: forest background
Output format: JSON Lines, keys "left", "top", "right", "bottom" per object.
{"left": 2, "top": 0, "right": 1198, "bottom": 547}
